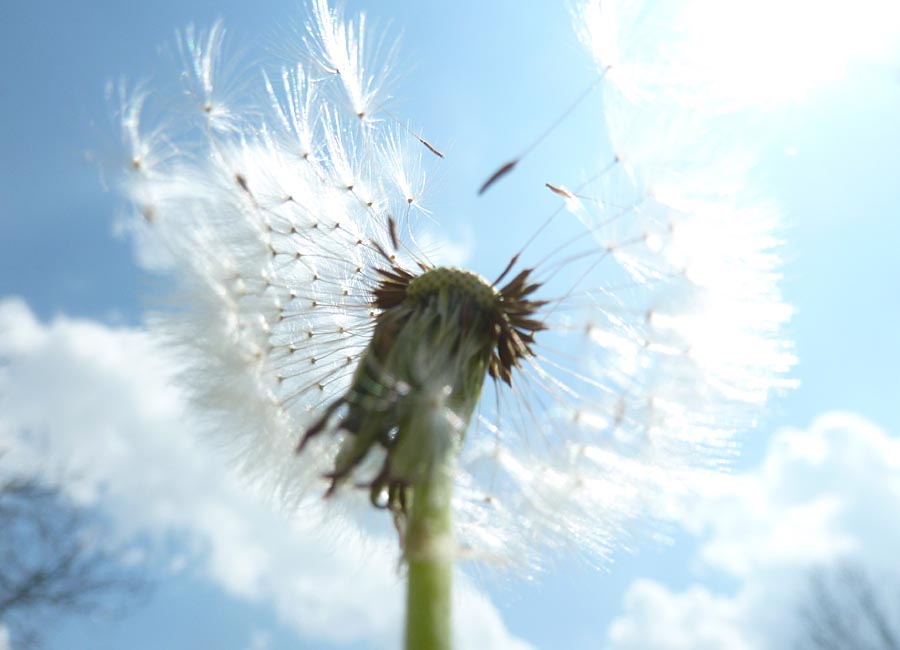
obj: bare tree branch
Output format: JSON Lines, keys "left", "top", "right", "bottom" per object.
{"left": 798, "top": 561, "right": 900, "bottom": 650}
{"left": 0, "top": 470, "right": 144, "bottom": 648}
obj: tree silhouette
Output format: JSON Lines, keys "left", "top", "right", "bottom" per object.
{"left": 0, "top": 471, "right": 141, "bottom": 648}
{"left": 798, "top": 561, "right": 900, "bottom": 650}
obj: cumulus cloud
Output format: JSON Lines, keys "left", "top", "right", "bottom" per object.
{"left": 605, "top": 413, "right": 900, "bottom": 650}
{"left": 0, "top": 297, "right": 530, "bottom": 650}
{"left": 413, "top": 224, "right": 475, "bottom": 269}
{"left": 608, "top": 580, "right": 751, "bottom": 650}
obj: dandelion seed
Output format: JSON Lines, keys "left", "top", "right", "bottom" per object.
{"left": 115, "top": 1, "right": 793, "bottom": 647}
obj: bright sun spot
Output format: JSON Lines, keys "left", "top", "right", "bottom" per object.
{"left": 677, "top": 0, "right": 900, "bottom": 107}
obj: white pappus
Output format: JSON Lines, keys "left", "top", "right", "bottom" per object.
{"left": 115, "top": 0, "right": 795, "bottom": 571}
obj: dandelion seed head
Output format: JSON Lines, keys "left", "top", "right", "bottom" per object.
{"left": 117, "top": 0, "right": 794, "bottom": 570}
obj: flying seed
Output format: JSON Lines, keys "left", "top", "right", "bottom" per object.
{"left": 478, "top": 160, "right": 518, "bottom": 195}
{"left": 417, "top": 136, "right": 445, "bottom": 158}
{"left": 545, "top": 182, "right": 574, "bottom": 198}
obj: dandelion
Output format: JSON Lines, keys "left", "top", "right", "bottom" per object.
{"left": 115, "top": 0, "right": 794, "bottom": 647}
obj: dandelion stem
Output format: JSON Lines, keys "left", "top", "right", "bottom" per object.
{"left": 403, "top": 431, "right": 455, "bottom": 650}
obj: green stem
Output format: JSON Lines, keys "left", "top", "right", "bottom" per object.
{"left": 404, "top": 462, "right": 454, "bottom": 650}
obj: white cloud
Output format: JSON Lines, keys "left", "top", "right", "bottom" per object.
{"left": 688, "top": 413, "right": 900, "bottom": 576}
{"left": 0, "top": 297, "right": 530, "bottom": 650}
{"left": 414, "top": 223, "right": 475, "bottom": 269}
{"left": 605, "top": 413, "right": 900, "bottom": 650}
{"left": 608, "top": 580, "right": 751, "bottom": 650}
{"left": 242, "top": 630, "right": 272, "bottom": 650}
{"left": 0, "top": 624, "right": 10, "bottom": 650}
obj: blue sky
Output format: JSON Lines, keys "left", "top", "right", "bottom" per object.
{"left": 2, "top": 1, "right": 900, "bottom": 649}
